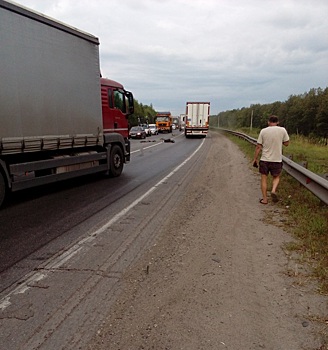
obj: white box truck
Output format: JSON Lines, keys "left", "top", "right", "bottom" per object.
{"left": 185, "top": 102, "right": 210, "bottom": 137}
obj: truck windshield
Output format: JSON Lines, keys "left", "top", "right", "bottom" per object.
{"left": 156, "top": 117, "right": 169, "bottom": 122}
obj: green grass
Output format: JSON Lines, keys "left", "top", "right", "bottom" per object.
{"left": 284, "top": 135, "right": 328, "bottom": 174}
{"left": 213, "top": 128, "right": 328, "bottom": 294}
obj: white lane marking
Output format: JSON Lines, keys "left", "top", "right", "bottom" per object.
{"left": 0, "top": 139, "right": 205, "bottom": 311}
{"left": 131, "top": 139, "right": 163, "bottom": 154}
{"left": 131, "top": 132, "right": 184, "bottom": 154}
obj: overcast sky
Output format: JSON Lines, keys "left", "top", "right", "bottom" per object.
{"left": 13, "top": 0, "right": 328, "bottom": 116}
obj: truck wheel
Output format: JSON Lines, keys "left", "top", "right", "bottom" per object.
{"left": 109, "top": 145, "right": 124, "bottom": 177}
{"left": 0, "top": 172, "right": 7, "bottom": 208}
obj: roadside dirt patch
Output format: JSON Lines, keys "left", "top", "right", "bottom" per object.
{"left": 87, "top": 132, "right": 327, "bottom": 350}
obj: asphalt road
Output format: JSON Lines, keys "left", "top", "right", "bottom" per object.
{"left": 1, "top": 131, "right": 326, "bottom": 350}
{"left": 0, "top": 132, "right": 192, "bottom": 283}
{"left": 0, "top": 130, "right": 209, "bottom": 349}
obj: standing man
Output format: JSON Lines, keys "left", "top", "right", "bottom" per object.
{"left": 253, "top": 115, "right": 289, "bottom": 204}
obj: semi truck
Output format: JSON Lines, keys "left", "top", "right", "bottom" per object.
{"left": 0, "top": 0, "right": 134, "bottom": 207}
{"left": 185, "top": 102, "right": 210, "bottom": 137}
{"left": 155, "top": 112, "right": 172, "bottom": 133}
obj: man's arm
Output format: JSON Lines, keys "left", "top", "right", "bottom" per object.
{"left": 283, "top": 129, "right": 289, "bottom": 147}
{"left": 252, "top": 143, "right": 262, "bottom": 166}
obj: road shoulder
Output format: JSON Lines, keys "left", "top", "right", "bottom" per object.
{"left": 88, "top": 132, "right": 327, "bottom": 350}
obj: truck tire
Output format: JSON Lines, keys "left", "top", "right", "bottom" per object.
{"left": 109, "top": 145, "right": 124, "bottom": 177}
{"left": 0, "top": 172, "right": 7, "bottom": 208}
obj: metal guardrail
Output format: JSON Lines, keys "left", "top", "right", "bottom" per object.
{"left": 218, "top": 128, "right": 328, "bottom": 205}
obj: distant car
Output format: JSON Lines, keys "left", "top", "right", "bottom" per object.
{"left": 129, "top": 126, "right": 147, "bottom": 139}
{"left": 172, "top": 124, "right": 176, "bottom": 130}
{"left": 149, "top": 124, "right": 158, "bottom": 135}
{"left": 140, "top": 124, "right": 151, "bottom": 136}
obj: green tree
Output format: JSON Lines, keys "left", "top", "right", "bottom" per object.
{"left": 316, "top": 88, "right": 328, "bottom": 144}
{"left": 129, "top": 99, "right": 156, "bottom": 126}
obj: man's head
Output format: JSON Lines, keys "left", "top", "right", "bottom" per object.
{"left": 268, "top": 115, "right": 279, "bottom": 125}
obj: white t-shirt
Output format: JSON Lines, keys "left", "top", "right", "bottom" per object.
{"left": 257, "top": 126, "right": 289, "bottom": 162}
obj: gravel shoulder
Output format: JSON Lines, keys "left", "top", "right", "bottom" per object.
{"left": 87, "top": 131, "right": 327, "bottom": 350}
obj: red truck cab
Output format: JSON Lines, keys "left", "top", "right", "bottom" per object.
{"left": 101, "top": 78, "right": 134, "bottom": 139}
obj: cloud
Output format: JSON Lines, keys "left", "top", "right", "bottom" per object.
{"left": 13, "top": 0, "right": 328, "bottom": 115}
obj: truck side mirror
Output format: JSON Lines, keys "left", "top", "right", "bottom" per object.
{"left": 126, "top": 91, "right": 134, "bottom": 115}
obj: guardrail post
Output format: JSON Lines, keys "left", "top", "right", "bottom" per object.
{"left": 298, "top": 161, "right": 308, "bottom": 169}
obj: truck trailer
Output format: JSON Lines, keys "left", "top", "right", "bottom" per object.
{"left": 0, "top": 0, "right": 134, "bottom": 207}
{"left": 185, "top": 102, "right": 210, "bottom": 137}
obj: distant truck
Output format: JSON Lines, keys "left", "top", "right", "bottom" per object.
{"left": 155, "top": 112, "right": 172, "bottom": 133}
{"left": 185, "top": 102, "right": 210, "bottom": 137}
{"left": 0, "top": 0, "right": 134, "bottom": 207}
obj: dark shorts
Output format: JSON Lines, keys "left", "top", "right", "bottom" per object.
{"left": 259, "top": 161, "right": 283, "bottom": 176}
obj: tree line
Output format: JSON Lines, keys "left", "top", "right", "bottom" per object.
{"left": 209, "top": 87, "right": 328, "bottom": 143}
{"left": 129, "top": 99, "right": 157, "bottom": 126}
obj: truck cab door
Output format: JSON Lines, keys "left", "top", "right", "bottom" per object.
{"left": 102, "top": 87, "right": 127, "bottom": 137}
